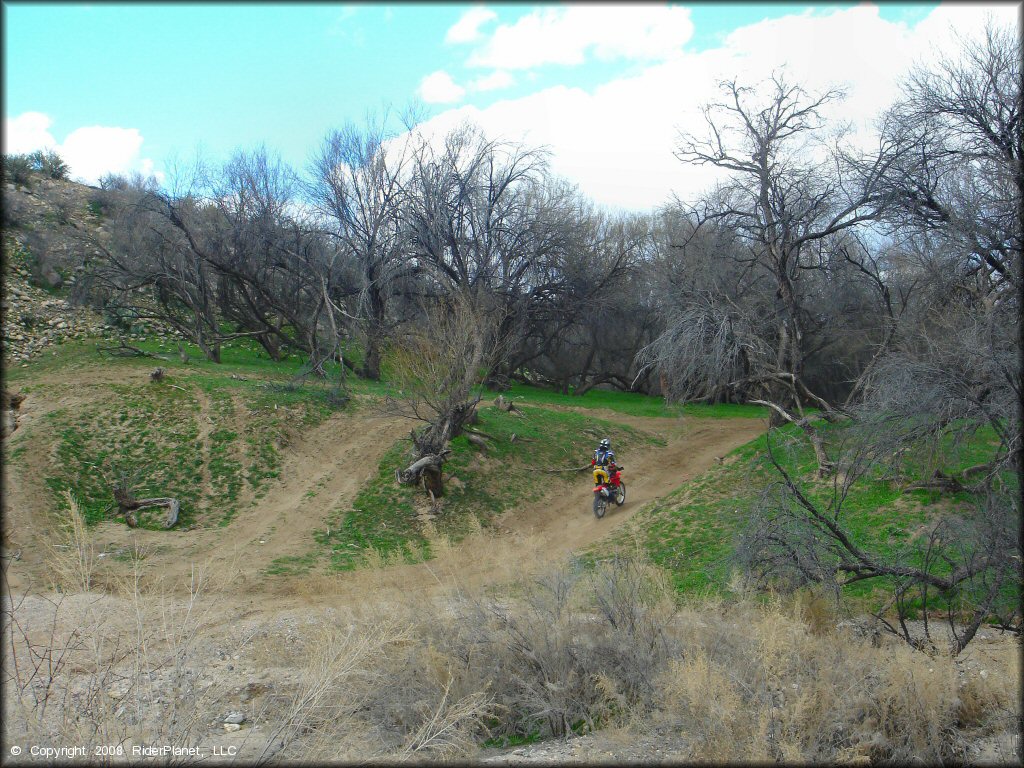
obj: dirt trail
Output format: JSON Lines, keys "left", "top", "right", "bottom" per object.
{"left": 496, "top": 410, "right": 765, "bottom": 561}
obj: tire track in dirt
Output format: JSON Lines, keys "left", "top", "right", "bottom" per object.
{"left": 204, "top": 410, "right": 409, "bottom": 584}
{"left": 192, "top": 386, "right": 215, "bottom": 516}
{"left": 5, "top": 364, "right": 765, "bottom": 600}
{"left": 267, "top": 410, "right": 768, "bottom": 607}
{"left": 75, "top": 409, "right": 411, "bottom": 590}
{"left": 2, "top": 374, "right": 144, "bottom": 593}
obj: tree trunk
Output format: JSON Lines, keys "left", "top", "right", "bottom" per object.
{"left": 121, "top": 497, "right": 180, "bottom": 528}
{"left": 257, "top": 332, "right": 282, "bottom": 361}
{"left": 751, "top": 399, "right": 835, "bottom": 477}
{"left": 421, "top": 464, "right": 443, "bottom": 497}
{"left": 397, "top": 452, "right": 447, "bottom": 496}
{"left": 361, "top": 335, "right": 382, "bottom": 380}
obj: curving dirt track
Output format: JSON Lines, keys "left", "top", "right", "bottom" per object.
{"left": 495, "top": 408, "right": 764, "bottom": 562}
{"left": 2, "top": 375, "right": 765, "bottom": 598}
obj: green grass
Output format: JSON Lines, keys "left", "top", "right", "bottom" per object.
{"left": 595, "top": 420, "right": 1015, "bottom": 611}
{"left": 482, "top": 728, "right": 543, "bottom": 749}
{"left": 15, "top": 330, "right": 1007, "bottom": 620}
{"left": 503, "top": 382, "right": 768, "bottom": 419}
{"left": 43, "top": 384, "right": 204, "bottom": 527}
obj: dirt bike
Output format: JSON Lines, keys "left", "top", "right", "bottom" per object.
{"left": 592, "top": 465, "right": 625, "bottom": 518}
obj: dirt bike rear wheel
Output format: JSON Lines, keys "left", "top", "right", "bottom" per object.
{"left": 593, "top": 494, "right": 607, "bottom": 518}
{"left": 615, "top": 482, "right": 626, "bottom": 506}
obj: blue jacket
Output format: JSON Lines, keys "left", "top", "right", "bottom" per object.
{"left": 593, "top": 447, "right": 616, "bottom": 467}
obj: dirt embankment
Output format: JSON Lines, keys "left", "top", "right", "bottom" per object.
{"left": 498, "top": 409, "right": 764, "bottom": 561}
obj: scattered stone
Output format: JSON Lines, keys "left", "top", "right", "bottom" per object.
{"left": 224, "top": 712, "right": 246, "bottom": 725}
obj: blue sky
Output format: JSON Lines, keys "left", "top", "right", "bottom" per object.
{"left": 3, "top": 2, "right": 1017, "bottom": 210}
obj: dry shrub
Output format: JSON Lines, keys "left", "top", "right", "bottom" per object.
{"left": 360, "top": 552, "right": 682, "bottom": 753}
{"left": 3, "top": 563, "right": 231, "bottom": 762}
{"left": 254, "top": 619, "right": 414, "bottom": 764}
{"left": 657, "top": 652, "right": 744, "bottom": 761}
{"left": 793, "top": 589, "right": 837, "bottom": 637}
{"left": 6, "top": 536, "right": 1017, "bottom": 764}
{"left": 654, "top": 597, "right": 981, "bottom": 763}
{"left": 44, "top": 491, "right": 96, "bottom": 593}
{"left": 955, "top": 641, "right": 1020, "bottom": 733}
{"left": 396, "top": 674, "right": 496, "bottom": 761}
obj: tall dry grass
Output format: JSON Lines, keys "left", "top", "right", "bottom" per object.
{"left": 2, "top": 555, "right": 254, "bottom": 764}
{"left": 651, "top": 592, "right": 1020, "bottom": 763}
{"left": 4, "top": 515, "right": 1019, "bottom": 765}
{"left": 44, "top": 490, "right": 96, "bottom": 593}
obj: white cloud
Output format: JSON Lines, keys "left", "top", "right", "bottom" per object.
{"left": 446, "top": 6, "right": 497, "bottom": 44}
{"left": 470, "top": 70, "right": 515, "bottom": 92}
{"left": 60, "top": 126, "right": 146, "bottom": 184}
{"left": 467, "top": 5, "right": 695, "bottom": 69}
{"left": 4, "top": 112, "right": 58, "bottom": 154}
{"left": 418, "top": 70, "right": 466, "bottom": 104}
{"left": 410, "top": 3, "right": 1022, "bottom": 212}
{"left": 3, "top": 112, "right": 161, "bottom": 185}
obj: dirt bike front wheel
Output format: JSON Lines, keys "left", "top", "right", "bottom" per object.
{"left": 615, "top": 482, "right": 626, "bottom": 506}
{"left": 593, "top": 494, "right": 607, "bottom": 518}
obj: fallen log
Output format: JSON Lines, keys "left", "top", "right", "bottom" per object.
{"left": 397, "top": 454, "right": 443, "bottom": 483}
{"left": 493, "top": 395, "right": 522, "bottom": 414}
{"left": 397, "top": 450, "right": 452, "bottom": 497}
{"left": 123, "top": 497, "right": 180, "bottom": 529}
{"left": 466, "top": 433, "right": 489, "bottom": 452}
{"left": 96, "top": 341, "right": 170, "bottom": 361}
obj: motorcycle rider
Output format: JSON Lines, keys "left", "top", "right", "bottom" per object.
{"left": 592, "top": 438, "right": 618, "bottom": 473}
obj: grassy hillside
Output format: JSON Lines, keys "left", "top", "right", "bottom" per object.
{"left": 7, "top": 339, "right": 349, "bottom": 529}
{"left": 14, "top": 331, "right": 1005, "bottom": 614}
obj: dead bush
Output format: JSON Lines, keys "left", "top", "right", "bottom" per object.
{"left": 362, "top": 553, "right": 683, "bottom": 750}
{"left": 44, "top": 491, "right": 96, "bottom": 593}
{"left": 3, "top": 565, "right": 225, "bottom": 762}
{"left": 653, "top": 597, "right": 978, "bottom": 763}
{"left": 253, "top": 619, "right": 413, "bottom": 764}
{"left": 4, "top": 545, "right": 1016, "bottom": 764}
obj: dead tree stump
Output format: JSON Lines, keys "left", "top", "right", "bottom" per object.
{"left": 112, "top": 479, "right": 179, "bottom": 528}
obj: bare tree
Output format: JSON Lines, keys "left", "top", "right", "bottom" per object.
{"left": 92, "top": 149, "right": 354, "bottom": 369}
{"left": 736, "top": 426, "right": 1020, "bottom": 655}
{"left": 523, "top": 207, "right": 652, "bottom": 394}
{"left": 733, "top": 23, "right": 1022, "bottom": 654}
{"left": 878, "top": 20, "right": 1021, "bottom": 297}
{"left": 309, "top": 119, "right": 415, "bottom": 379}
{"left": 642, "top": 72, "right": 909, "bottom": 471}
{"left": 90, "top": 175, "right": 231, "bottom": 363}
{"left": 402, "top": 123, "right": 584, "bottom": 386}
{"left": 206, "top": 147, "right": 338, "bottom": 363}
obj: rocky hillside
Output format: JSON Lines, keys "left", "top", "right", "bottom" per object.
{"left": 1, "top": 176, "right": 168, "bottom": 365}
